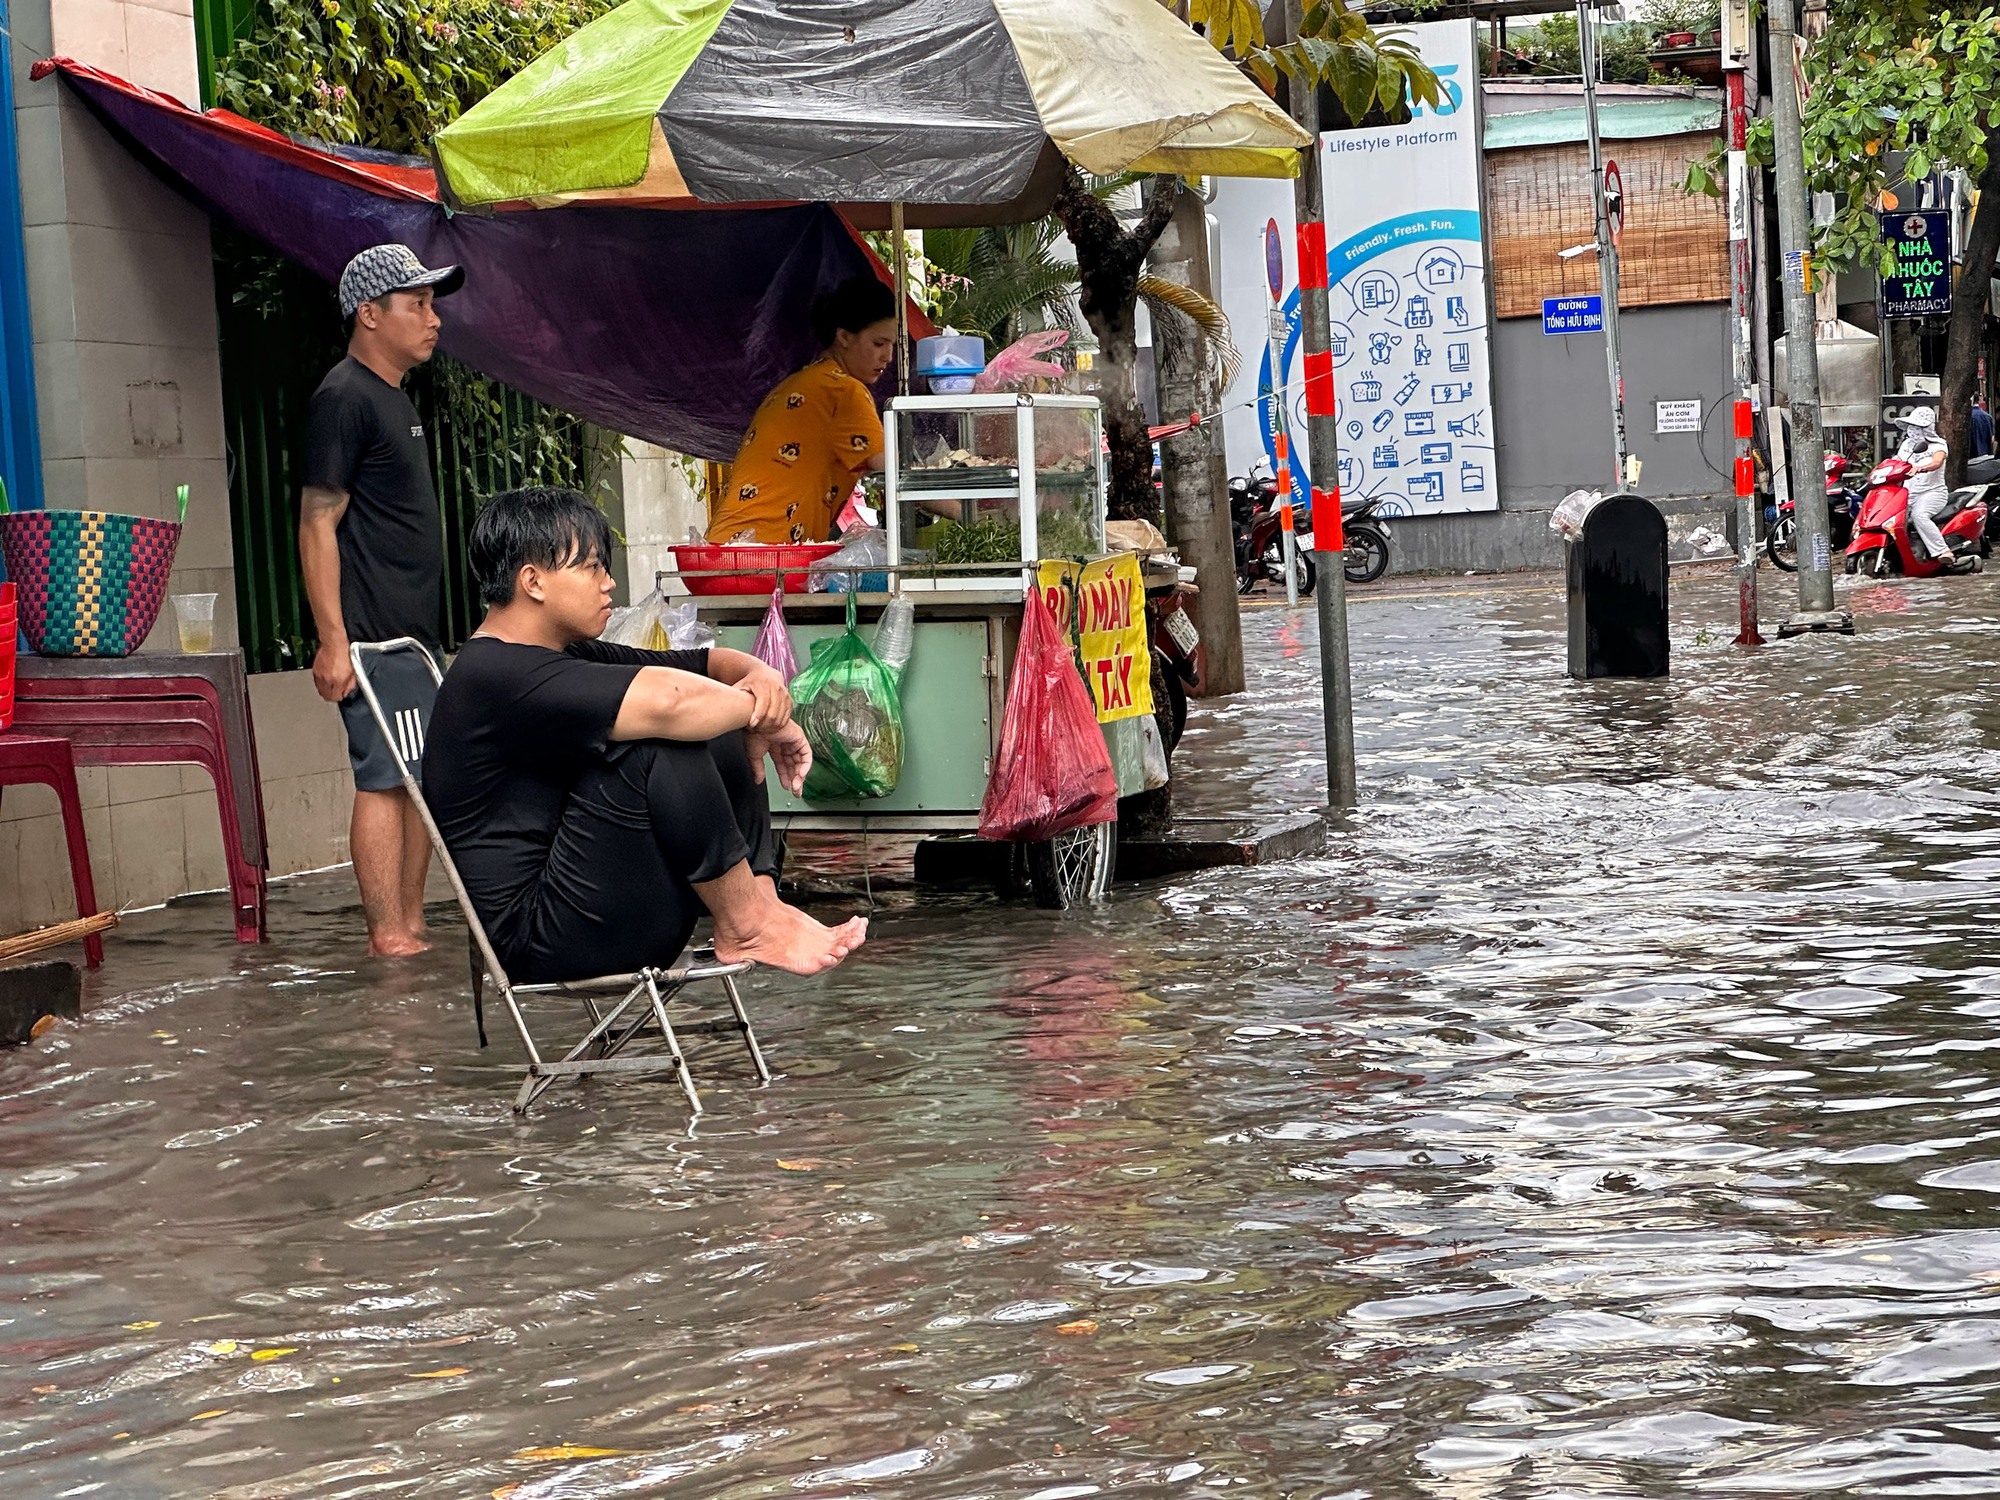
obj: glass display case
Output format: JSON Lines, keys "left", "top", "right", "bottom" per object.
{"left": 884, "top": 394, "right": 1107, "bottom": 592}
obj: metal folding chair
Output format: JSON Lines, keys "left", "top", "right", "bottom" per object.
{"left": 349, "top": 638, "right": 771, "bottom": 1115}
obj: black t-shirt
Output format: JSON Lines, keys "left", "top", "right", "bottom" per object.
{"left": 302, "top": 356, "right": 444, "bottom": 646}
{"left": 423, "top": 636, "right": 712, "bottom": 945}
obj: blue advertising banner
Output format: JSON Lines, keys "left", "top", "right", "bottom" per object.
{"left": 1880, "top": 209, "right": 1951, "bottom": 318}
{"left": 1542, "top": 295, "right": 1604, "bottom": 335}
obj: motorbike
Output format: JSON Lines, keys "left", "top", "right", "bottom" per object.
{"left": 1230, "top": 466, "right": 1315, "bottom": 597}
{"left": 1230, "top": 467, "right": 1395, "bottom": 591}
{"left": 1147, "top": 570, "right": 1200, "bottom": 752}
{"left": 1341, "top": 496, "right": 1393, "bottom": 585}
{"left": 1766, "top": 452, "right": 1858, "bottom": 572}
{"left": 1844, "top": 455, "right": 1989, "bottom": 577}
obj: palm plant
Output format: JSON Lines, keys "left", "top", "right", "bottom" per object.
{"left": 922, "top": 222, "right": 1083, "bottom": 349}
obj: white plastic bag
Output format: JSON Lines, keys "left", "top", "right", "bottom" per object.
{"left": 809, "top": 526, "right": 889, "bottom": 593}
{"left": 661, "top": 599, "right": 716, "bottom": 651}
{"left": 602, "top": 586, "right": 714, "bottom": 651}
{"left": 1138, "top": 712, "right": 1170, "bottom": 790}
{"left": 1549, "top": 489, "right": 1603, "bottom": 543}
{"left": 602, "top": 585, "right": 668, "bottom": 648}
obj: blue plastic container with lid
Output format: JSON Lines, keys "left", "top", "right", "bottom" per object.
{"left": 915, "top": 332, "right": 985, "bottom": 378}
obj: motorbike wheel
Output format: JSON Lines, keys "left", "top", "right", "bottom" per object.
{"left": 1260, "top": 540, "right": 1315, "bottom": 597}
{"left": 1025, "top": 822, "right": 1117, "bottom": 910}
{"left": 1344, "top": 527, "right": 1391, "bottom": 584}
{"left": 1766, "top": 516, "right": 1799, "bottom": 572}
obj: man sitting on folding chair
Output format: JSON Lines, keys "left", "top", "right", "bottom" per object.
{"left": 422, "top": 486, "right": 868, "bottom": 983}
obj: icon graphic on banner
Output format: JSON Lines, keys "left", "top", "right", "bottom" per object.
{"left": 1447, "top": 342, "right": 1471, "bottom": 372}
{"left": 1372, "top": 409, "right": 1396, "bottom": 432}
{"left": 1352, "top": 376, "right": 1383, "bottom": 402}
{"left": 1394, "top": 373, "right": 1422, "bottom": 406}
{"left": 1368, "top": 331, "right": 1400, "bottom": 364}
{"left": 1405, "top": 295, "right": 1433, "bottom": 329}
{"left": 1337, "top": 454, "right": 1364, "bottom": 491}
{"left": 1446, "top": 296, "right": 1468, "bottom": 326}
{"left": 1418, "top": 247, "right": 1465, "bottom": 287}
{"left": 1412, "top": 335, "right": 1433, "bottom": 367}
{"left": 1405, "top": 411, "right": 1436, "bottom": 436}
{"left": 1374, "top": 497, "right": 1410, "bottom": 518}
{"left": 1447, "top": 411, "right": 1484, "bottom": 437}
{"left": 1354, "top": 272, "right": 1400, "bottom": 315}
{"left": 1461, "top": 461, "right": 1486, "bottom": 491}
{"left": 1330, "top": 322, "right": 1356, "bottom": 364}
{"left": 1373, "top": 443, "right": 1401, "bottom": 469}
{"left": 1412, "top": 472, "right": 1446, "bottom": 504}
{"left": 1346, "top": 419, "right": 1365, "bottom": 440}
{"left": 1432, "top": 382, "right": 1474, "bottom": 403}
{"left": 1419, "top": 440, "right": 1453, "bottom": 465}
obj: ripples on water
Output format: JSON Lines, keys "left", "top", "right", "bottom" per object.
{"left": 9, "top": 572, "right": 2000, "bottom": 1495}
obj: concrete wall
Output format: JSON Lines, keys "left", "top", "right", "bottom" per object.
{"left": 2, "top": 1, "right": 355, "bottom": 935}
{"left": 1386, "top": 302, "right": 1737, "bottom": 573}
{"left": 619, "top": 441, "right": 706, "bottom": 598}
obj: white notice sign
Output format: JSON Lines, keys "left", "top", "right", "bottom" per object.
{"left": 1655, "top": 399, "right": 1703, "bottom": 434}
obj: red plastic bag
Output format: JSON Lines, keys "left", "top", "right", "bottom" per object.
{"left": 979, "top": 587, "right": 1118, "bottom": 843}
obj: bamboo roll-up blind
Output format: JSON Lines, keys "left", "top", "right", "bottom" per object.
{"left": 1485, "top": 132, "right": 1729, "bottom": 319}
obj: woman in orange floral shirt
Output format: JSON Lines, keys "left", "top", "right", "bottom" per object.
{"left": 707, "top": 277, "right": 896, "bottom": 545}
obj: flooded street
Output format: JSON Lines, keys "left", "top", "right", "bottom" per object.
{"left": 14, "top": 567, "right": 2000, "bottom": 1496}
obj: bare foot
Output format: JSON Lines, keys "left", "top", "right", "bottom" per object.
{"left": 368, "top": 931, "right": 432, "bottom": 958}
{"left": 714, "top": 904, "right": 867, "bottom": 976}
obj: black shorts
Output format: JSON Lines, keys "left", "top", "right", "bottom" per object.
{"left": 340, "top": 645, "right": 442, "bottom": 793}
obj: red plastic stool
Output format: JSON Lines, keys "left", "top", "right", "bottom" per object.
{"left": 0, "top": 731, "right": 103, "bottom": 967}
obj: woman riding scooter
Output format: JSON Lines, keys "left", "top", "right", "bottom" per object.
{"left": 1895, "top": 407, "right": 1974, "bottom": 573}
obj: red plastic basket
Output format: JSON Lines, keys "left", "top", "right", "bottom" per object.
{"left": 671, "top": 542, "right": 840, "bottom": 596}
{"left": 0, "top": 581, "right": 16, "bottom": 731}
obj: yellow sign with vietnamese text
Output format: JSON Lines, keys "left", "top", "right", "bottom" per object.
{"left": 1035, "top": 553, "right": 1153, "bottom": 723}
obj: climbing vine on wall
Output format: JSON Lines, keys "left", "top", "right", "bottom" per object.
{"left": 212, "top": 0, "right": 618, "bottom": 502}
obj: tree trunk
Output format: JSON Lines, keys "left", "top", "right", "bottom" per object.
{"left": 1054, "top": 170, "right": 1178, "bottom": 522}
{"left": 1146, "top": 185, "right": 1247, "bottom": 698}
{"left": 1941, "top": 134, "right": 2000, "bottom": 485}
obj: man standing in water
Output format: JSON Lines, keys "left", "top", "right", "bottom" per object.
{"left": 299, "top": 244, "right": 464, "bottom": 956}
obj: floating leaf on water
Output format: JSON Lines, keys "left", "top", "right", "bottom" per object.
{"left": 205, "top": 1340, "right": 238, "bottom": 1355}
{"left": 411, "top": 1367, "right": 469, "bottom": 1379}
{"left": 1056, "top": 1320, "right": 1099, "bottom": 1336}
{"left": 777, "top": 1159, "right": 825, "bottom": 1171}
{"left": 251, "top": 1347, "right": 297, "bottom": 1361}
{"left": 123, "top": 1320, "right": 160, "bottom": 1331}
{"left": 32, "top": 1383, "right": 58, "bottom": 1395}
{"left": 29, "top": 1014, "right": 58, "bottom": 1039}
{"left": 493, "top": 1488, "right": 522, "bottom": 1499}
{"left": 512, "top": 1445, "right": 629, "bottom": 1461}
{"left": 190, "top": 1409, "right": 230, "bottom": 1421}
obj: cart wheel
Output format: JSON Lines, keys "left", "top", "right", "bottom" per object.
{"left": 1027, "top": 822, "right": 1117, "bottom": 909}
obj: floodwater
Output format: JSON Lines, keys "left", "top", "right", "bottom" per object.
{"left": 12, "top": 569, "right": 2000, "bottom": 1496}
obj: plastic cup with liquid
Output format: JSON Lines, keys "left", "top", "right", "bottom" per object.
{"left": 172, "top": 592, "right": 217, "bottom": 654}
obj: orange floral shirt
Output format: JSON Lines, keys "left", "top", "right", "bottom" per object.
{"left": 706, "top": 360, "right": 883, "bottom": 545}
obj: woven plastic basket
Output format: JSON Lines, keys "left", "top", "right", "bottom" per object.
{"left": 0, "top": 582, "right": 16, "bottom": 730}
{"left": 0, "top": 507, "right": 182, "bottom": 657}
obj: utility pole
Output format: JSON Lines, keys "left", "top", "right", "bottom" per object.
{"left": 1767, "top": 0, "right": 1852, "bottom": 635}
{"left": 1283, "top": 0, "right": 1357, "bottom": 810}
{"left": 1724, "top": 0, "right": 1762, "bottom": 644}
{"left": 1576, "top": 0, "right": 1630, "bottom": 489}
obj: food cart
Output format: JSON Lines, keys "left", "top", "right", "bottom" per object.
{"left": 685, "top": 391, "right": 1157, "bottom": 908}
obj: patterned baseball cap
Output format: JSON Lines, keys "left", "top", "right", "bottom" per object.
{"left": 338, "top": 243, "right": 464, "bottom": 318}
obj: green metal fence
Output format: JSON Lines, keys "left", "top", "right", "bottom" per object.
{"left": 217, "top": 243, "right": 588, "bottom": 674}
{"left": 192, "top": 0, "right": 262, "bottom": 108}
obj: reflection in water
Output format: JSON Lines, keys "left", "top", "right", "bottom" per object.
{"left": 12, "top": 572, "right": 2000, "bottom": 1494}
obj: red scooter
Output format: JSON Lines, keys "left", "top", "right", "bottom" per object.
{"left": 1845, "top": 456, "right": 1988, "bottom": 577}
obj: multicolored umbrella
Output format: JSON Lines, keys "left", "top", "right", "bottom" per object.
{"left": 435, "top": 0, "right": 1310, "bottom": 221}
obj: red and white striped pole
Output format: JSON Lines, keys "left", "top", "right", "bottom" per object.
{"left": 1726, "top": 40, "right": 1763, "bottom": 644}
{"left": 1286, "top": 0, "right": 1356, "bottom": 808}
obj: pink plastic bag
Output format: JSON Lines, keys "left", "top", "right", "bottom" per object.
{"left": 973, "top": 330, "right": 1069, "bottom": 393}
{"left": 978, "top": 588, "right": 1118, "bottom": 843}
{"left": 752, "top": 584, "right": 799, "bottom": 681}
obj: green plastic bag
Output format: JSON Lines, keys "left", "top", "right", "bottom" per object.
{"left": 792, "top": 591, "right": 905, "bottom": 800}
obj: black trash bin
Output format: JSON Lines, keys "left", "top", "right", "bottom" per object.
{"left": 1566, "top": 492, "right": 1668, "bottom": 679}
